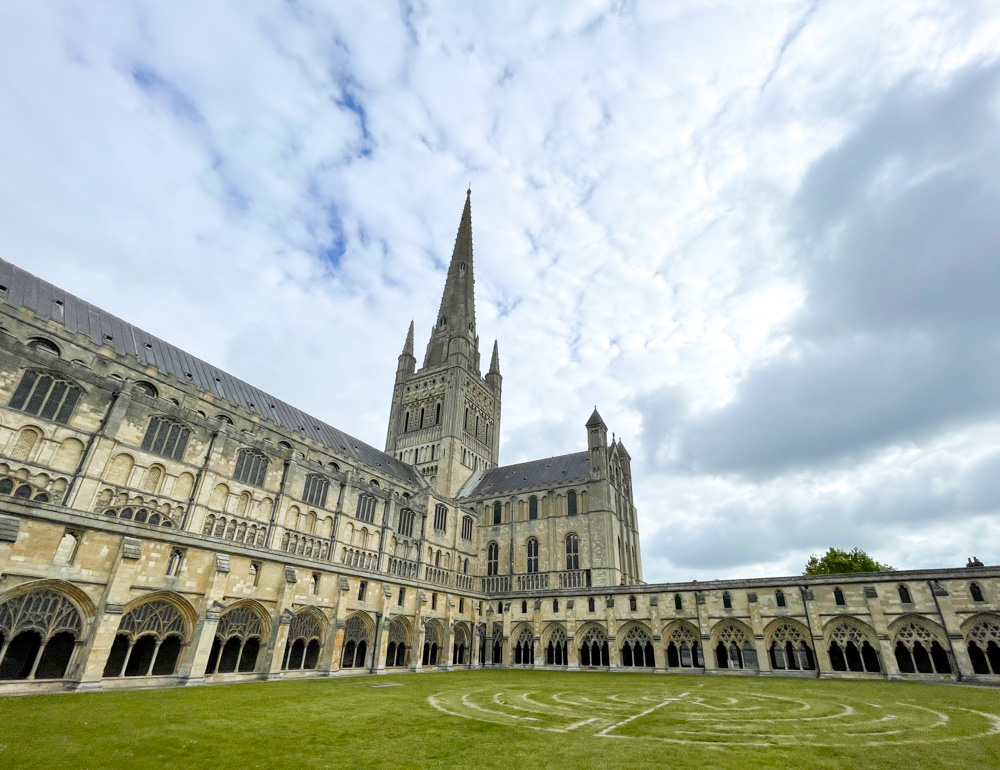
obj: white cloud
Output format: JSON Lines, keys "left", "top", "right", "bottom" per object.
{"left": 2, "top": 0, "right": 1000, "bottom": 581}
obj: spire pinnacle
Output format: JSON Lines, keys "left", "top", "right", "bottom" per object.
{"left": 422, "top": 189, "right": 478, "bottom": 370}
{"left": 489, "top": 339, "right": 500, "bottom": 375}
{"left": 402, "top": 320, "right": 414, "bottom": 357}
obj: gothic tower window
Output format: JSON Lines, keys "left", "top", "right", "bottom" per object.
{"left": 493, "top": 502, "right": 502, "bottom": 526}
{"left": 487, "top": 542, "right": 499, "bottom": 576}
{"left": 674, "top": 594, "right": 683, "bottom": 610}
{"left": 565, "top": 533, "right": 579, "bottom": 570}
{"left": 398, "top": 508, "right": 415, "bottom": 538}
{"left": 356, "top": 494, "right": 377, "bottom": 524}
{"left": 528, "top": 496, "right": 538, "bottom": 520}
{"left": 567, "top": 490, "right": 577, "bottom": 516}
{"left": 776, "top": 590, "right": 786, "bottom": 608}
{"left": 9, "top": 370, "right": 82, "bottom": 425}
{"left": 461, "top": 515, "right": 473, "bottom": 540}
{"left": 434, "top": 504, "right": 447, "bottom": 532}
{"left": 722, "top": 592, "right": 732, "bottom": 609}
{"left": 526, "top": 538, "right": 539, "bottom": 574}
{"left": 140, "top": 417, "right": 190, "bottom": 461}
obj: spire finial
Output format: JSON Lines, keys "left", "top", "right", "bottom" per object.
{"left": 402, "top": 320, "right": 415, "bottom": 357}
{"left": 489, "top": 339, "right": 500, "bottom": 375}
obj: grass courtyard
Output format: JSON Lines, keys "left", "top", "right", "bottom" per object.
{"left": 2, "top": 671, "right": 1000, "bottom": 769}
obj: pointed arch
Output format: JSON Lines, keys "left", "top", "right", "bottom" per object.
{"left": 218, "top": 599, "right": 272, "bottom": 640}
{"left": 121, "top": 591, "right": 198, "bottom": 640}
{"left": 0, "top": 578, "right": 96, "bottom": 625}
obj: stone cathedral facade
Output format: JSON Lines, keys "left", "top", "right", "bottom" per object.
{"left": 0, "top": 192, "right": 999, "bottom": 694}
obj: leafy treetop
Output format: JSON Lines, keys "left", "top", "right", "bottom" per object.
{"left": 804, "top": 547, "right": 894, "bottom": 576}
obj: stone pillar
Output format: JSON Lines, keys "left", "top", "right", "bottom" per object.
{"left": 74, "top": 537, "right": 144, "bottom": 689}
{"left": 266, "top": 611, "right": 293, "bottom": 681}
{"left": 929, "top": 581, "right": 972, "bottom": 680}
{"left": 375, "top": 616, "right": 392, "bottom": 674}
{"left": 606, "top": 604, "right": 620, "bottom": 670}
{"left": 800, "top": 588, "right": 831, "bottom": 676}
{"left": 567, "top": 616, "right": 579, "bottom": 670}
{"left": 329, "top": 620, "right": 347, "bottom": 673}
{"left": 652, "top": 635, "right": 666, "bottom": 671}
{"left": 471, "top": 626, "right": 482, "bottom": 669}
{"left": 413, "top": 620, "right": 426, "bottom": 672}
{"left": 864, "top": 586, "right": 898, "bottom": 678}
{"left": 182, "top": 608, "right": 221, "bottom": 685}
{"left": 694, "top": 591, "right": 717, "bottom": 672}
{"left": 747, "top": 593, "right": 771, "bottom": 674}
{"left": 326, "top": 577, "right": 352, "bottom": 674}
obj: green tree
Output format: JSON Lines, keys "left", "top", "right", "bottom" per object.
{"left": 804, "top": 547, "right": 894, "bottom": 575}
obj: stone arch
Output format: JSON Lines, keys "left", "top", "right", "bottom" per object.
{"left": 618, "top": 621, "right": 655, "bottom": 668}
{"left": 51, "top": 437, "right": 84, "bottom": 473}
{"left": 577, "top": 621, "right": 609, "bottom": 667}
{"left": 0, "top": 579, "right": 94, "bottom": 681}
{"left": 663, "top": 620, "right": 703, "bottom": 669}
{"left": 9, "top": 425, "right": 44, "bottom": 462}
{"left": 451, "top": 621, "right": 471, "bottom": 665}
{"left": 106, "top": 453, "right": 135, "bottom": 487}
{"left": 342, "top": 612, "right": 376, "bottom": 669}
{"left": 121, "top": 591, "right": 197, "bottom": 640}
{"left": 823, "top": 615, "right": 882, "bottom": 674}
{"left": 889, "top": 614, "right": 951, "bottom": 675}
{"left": 206, "top": 600, "right": 271, "bottom": 676}
{"left": 961, "top": 612, "right": 1000, "bottom": 675}
{"left": 386, "top": 615, "right": 412, "bottom": 668}
{"left": 283, "top": 606, "right": 327, "bottom": 671}
{"left": 511, "top": 623, "right": 535, "bottom": 666}
{"left": 103, "top": 592, "right": 196, "bottom": 678}
{"left": 763, "top": 617, "right": 815, "bottom": 672}
{"left": 710, "top": 619, "right": 758, "bottom": 670}
{"left": 542, "top": 622, "right": 568, "bottom": 666}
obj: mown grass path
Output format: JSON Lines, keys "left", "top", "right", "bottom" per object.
{"left": 3, "top": 672, "right": 1000, "bottom": 769}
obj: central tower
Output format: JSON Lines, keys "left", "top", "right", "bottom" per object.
{"left": 385, "top": 190, "right": 502, "bottom": 497}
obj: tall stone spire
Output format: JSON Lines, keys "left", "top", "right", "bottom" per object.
{"left": 402, "top": 320, "right": 415, "bottom": 356}
{"left": 396, "top": 319, "right": 416, "bottom": 377}
{"left": 489, "top": 339, "right": 500, "bottom": 374}
{"left": 423, "top": 189, "right": 479, "bottom": 371}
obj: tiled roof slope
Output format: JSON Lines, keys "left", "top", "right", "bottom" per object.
{"left": 0, "top": 258, "right": 422, "bottom": 487}
{"left": 461, "top": 451, "right": 589, "bottom": 497}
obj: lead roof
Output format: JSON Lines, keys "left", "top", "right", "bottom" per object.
{"left": 461, "top": 451, "right": 590, "bottom": 498}
{"left": 0, "top": 258, "right": 423, "bottom": 487}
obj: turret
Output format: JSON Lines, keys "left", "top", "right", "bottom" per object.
{"left": 397, "top": 320, "right": 416, "bottom": 378}
{"left": 485, "top": 340, "right": 501, "bottom": 392}
{"left": 587, "top": 407, "right": 608, "bottom": 480}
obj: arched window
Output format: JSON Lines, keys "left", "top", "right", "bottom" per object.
{"left": 567, "top": 490, "right": 577, "bottom": 516}
{"left": 775, "top": 590, "right": 786, "bottom": 608}
{"left": 403, "top": 412, "right": 409, "bottom": 432}
{"left": 302, "top": 475, "right": 330, "bottom": 508}
{"left": 565, "top": 533, "right": 580, "bottom": 570}
{"left": 898, "top": 584, "right": 912, "bottom": 604}
{"left": 674, "top": 594, "right": 683, "bottom": 611}
{"left": 521, "top": 600, "right": 527, "bottom": 614}
{"left": 526, "top": 538, "right": 539, "bottom": 574}
{"left": 27, "top": 338, "right": 61, "bottom": 356}
{"left": 356, "top": 494, "right": 377, "bottom": 524}
{"left": 419, "top": 407, "right": 425, "bottom": 430}
{"left": 53, "top": 532, "right": 79, "bottom": 565}
{"left": 206, "top": 606, "right": 264, "bottom": 675}
{"left": 722, "top": 592, "right": 732, "bottom": 609}
{"left": 492, "top": 502, "right": 502, "bottom": 525}
{"left": 461, "top": 516, "right": 473, "bottom": 540}
{"left": 0, "top": 589, "right": 83, "bottom": 681}
{"left": 103, "top": 600, "right": 188, "bottom": 678}
{"left": 10, "top": 427, "right": 40, "bottom": 461}
{"left": 588, "top": 597, "right": 596, "bottom": 613}
{"left": 9, "top": 370, "right": 82, "bottom": 425}
{"left": 132, "top": 381, "right": 158, "bottom": 398}
{"left": 233, "top": 450, "right": 268, "bottom": 487}
{"left": 528, "top": 496, "right": 538, "bottom": 520}
{"left": 434, "top": 504, "right": 447, "bottom": 532}
{"left": 282, "top": 612, "right": 323, "bottom": 671}
{"left": 971, "top": 583, "right": 985, "bottom": 602}
{"left": 629, "top": 595, "right": 637, "bottom": 612}
{"left": 166, "top": 549, "right": 183, "bottom": 577}
{"left": 140, "top": 465, "right": 163, "bottom": 494}
{"left": 140, "top": 417, "right": 190, "bottom": 461}
{"left": 553, "top": 599, "right": 559, "bottom": 613}
{"left": 435, "top": 403, "right": 441, "bottom": 424}
{"left": 398, "top": 508, "right": 415, "bottom": 538}
{"left": 487, "top": 542, "right": 499, "bottom": 576}
{"left": 434, "top": 550, "right": 441, "bottom": 568}
{"left": 834, "top": 587, "right": 846, "bottom": 606}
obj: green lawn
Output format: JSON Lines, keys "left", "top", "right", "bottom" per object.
{"left": 3, "top": 671, "right": 1000, "bottom": 769}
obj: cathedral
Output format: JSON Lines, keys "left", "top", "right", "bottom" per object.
{"left": 0, "top": 191, "right": 998, "bottom": 693}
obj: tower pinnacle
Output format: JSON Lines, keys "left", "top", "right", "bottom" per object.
{"left": 489, "top": 340, "right": 500, "bottom": 375}
{"left": 402, "top": 320, "right": 414, "bottom": 356}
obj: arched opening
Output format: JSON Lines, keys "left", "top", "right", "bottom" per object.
{"left": 342, "top": 640, "right": 356, "bottom": 668}
{"left": 355, "top": 640, "right": 367, "bottom": 668}
{"left": 124, "top": 635, "right": 157, "bottom": 676}
{"left": 34, "top": 632, "right": 76, "bottom": 679}
{"left": 103, "top": 634, "right": 130, "bottom": 678}
{"left": 152, "top": 635, "right": 183, "bottom": 675}
{"left": 239, "top": 638, "right": 260, "bottom": 672}
{"left": 912, "top": 642, "right": 933, "bottom": 674}
{"left": 844, "top": 641, "right": 863, "bottom": 672}
{"left": 288, "top": 639, "right": 305, "bottom": 670}
{"left": 304, "top": 639, "right": 321, "bottom": 669}
{"left": 929, "top": 641, "right": 951, "bottom": 674}
{"left": 829, "top": 642, "right": 846, "bottom": 671}
{"left": 218, "top": 638, "right": 241, "bottom": 673}
{"left": 894, "top": 642, "right": 915, "bottom": 674}
{"left": 969, "top": 641, "right": 990, "bottom": 674}
{"left": 861, "top": 641, "right": 881, "bottom": 672}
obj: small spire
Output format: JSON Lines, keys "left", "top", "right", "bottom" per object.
{"left": 586, "top": 406, "right": 606, "bottom": 427}
{"left": 402, "top": 320, "right": 414, "bottom": 357}
{"left": 489, "top": 339, "right": 500, "bottom": 374}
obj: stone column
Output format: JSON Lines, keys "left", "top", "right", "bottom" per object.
{"left": 375, "top": 616, "right": 392, "bottom": 674}
{"left": 864, "top": 586, "right": 898, "bottom": 679}
{"left": 799, "top": 588, "right": 831, "bottom": 676}
{"left": 694, "top": 592, "right": 717, "bottom": 673}
{"left": 651, "top": 635, "right": 666, "bottom": 671}
{"left": 266, "top": 611, "right": 293, "bottom": 681}
{"left": 74, "top": 537, "right": 144, "bottom": 689}
{"left": 747, "top": 593, "right": 771, "bottom": 674}
{"left": 929, "top": 581, "right": 972, "bottom": 679}
{"left": 606, "top": 601, "right": 620, "bottom": 670}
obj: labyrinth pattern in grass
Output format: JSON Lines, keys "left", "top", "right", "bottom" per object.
{"left": 427, "top": 685, "right": 1000, "bottom": 746}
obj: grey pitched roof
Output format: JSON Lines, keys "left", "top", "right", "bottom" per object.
{"left": 0, "top": 258, "right": 423, "bottom": 487}
{"left": 461, "top": 451, "right": 590, "bottom": 498}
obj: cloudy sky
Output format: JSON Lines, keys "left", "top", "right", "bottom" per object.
{"left": 3, "top": 1, "right": 1000, "bottom": 582}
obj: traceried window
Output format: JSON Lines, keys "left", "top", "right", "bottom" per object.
{"left": 565, "top": 533, "right": 579, "bottom": 570}
{"left": 487, "top": 541, "right": 499, "bottom": 576}
{"left": 493, "top": 502, "right": 502, "bottom": 525}
{"left": 8, "top": 370, "right": 82, "bottom": 425}
{"left": 434, "top": 504, "right": 447, "bottom": 532}
{"left": 302, "top": 475, "right": 330, "bottom": 508}
{"left": 398, "top": 508, "right": 415, "bottom": 537}
{"left": 356, "top": 494, "right": 377, "bottom": 524}
{"left": 0, "top": 589, "right": 83, "bottom": 681}
{"left": 233, "top": 449, "right": 268, "bottom": 487}
{"left": 567, "top": 490, "right": 578, "bottom": 516}
{"left": 526, "top": 538, "right": 539, "bottom": 574}
{"left": 528, "top": 496, "right": 538, "bottom": 520}
{"left": 461, "top": 515, "right": 473, "bottom": 540}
